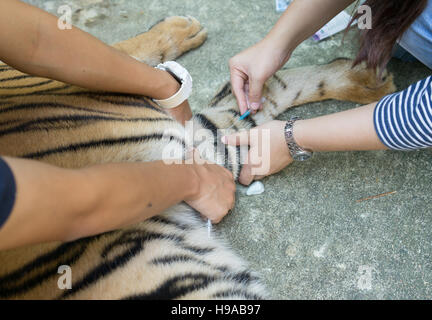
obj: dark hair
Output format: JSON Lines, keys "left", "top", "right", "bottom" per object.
{"left": 349, "top": 0, "right": 428, "bottom": 71}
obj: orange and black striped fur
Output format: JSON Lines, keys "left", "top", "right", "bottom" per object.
{"left": 0, "top": 16, "right": 395, "bottom": 299}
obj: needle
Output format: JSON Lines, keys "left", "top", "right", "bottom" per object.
{"left": 207, "top": 219, "right": 212, "bottom": 238}
{"left": 226, "top": 109, "right": 251, "bottom": 130}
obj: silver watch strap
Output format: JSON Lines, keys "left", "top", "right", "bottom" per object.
{"left": 284, "top": 117, "right": 313, "bottom": 161}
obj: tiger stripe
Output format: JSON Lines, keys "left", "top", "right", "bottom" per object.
{"left": 0, "top": 115, "right": 174, "bottom": 137}
{"left": 22, "top": 134, "right": 186, "bottom": 159}
{"left": 0, "top": 79, "right": 54, "bottom": 90}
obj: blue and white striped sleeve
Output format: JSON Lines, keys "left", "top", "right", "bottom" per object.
{"left": 374, "top": 76, "right": 432, "bottom": 150}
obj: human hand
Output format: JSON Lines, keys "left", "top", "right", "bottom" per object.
{"left": 185, "top": 151, "right": 236, "bottom": 223}
{"left": 222, "top": 120, "right": 293, "bottom": 185}
{"left": 229, "top": 39, "right": 291, "bottom": 114}
{"left": 165, "top": 99, "right": 192, "bottom": 125}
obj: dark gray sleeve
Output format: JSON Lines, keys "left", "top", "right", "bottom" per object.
{"left": 0, "top": 157, "right": 16, "bottom": 229}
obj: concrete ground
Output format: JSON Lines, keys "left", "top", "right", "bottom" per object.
{"left": 25, "top": 0, "right": 432, "bottom": 299}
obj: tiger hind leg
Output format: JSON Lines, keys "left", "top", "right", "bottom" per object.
{"left": 202, "top": 58, "right": 396, "bottom": 129}
{"left": 251, "top": 58, "right": 397, "bottom": 125}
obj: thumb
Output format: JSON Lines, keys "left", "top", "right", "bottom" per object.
{"left": 248, "top": 78, "right": 264, "bottom": 111}
{"left": 221, "top": 129, "right": 250, "bottom": 146}
{"left": 239, "top": 163, "right": 254, "bottom": 186}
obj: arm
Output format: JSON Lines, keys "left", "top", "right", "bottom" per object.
{"left": 0, "top": 0, "right": 191, "bottom": 123}
{"left": 265, "top": 0, "right": 356, "bottom": 55}
{"left": 0, "top": 157, "right": 235, "bottom": 250}
{"left": 230, "top": 0, "right": 355, "bottom": 113}
{"left": 223, "top": 102, "right": 385, "bottom": 185}
{"left": 294, "top": 102, "right": 386, "bottom": 152}
{"left": 294, "top": 75, "right": 432, "bottom": 152}
{"left": 223, "top": 76, "right": 432, "bottom": 185}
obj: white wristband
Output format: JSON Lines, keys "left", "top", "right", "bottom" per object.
{"left": 152, "top": 61, "right": 193, "bottom": 109}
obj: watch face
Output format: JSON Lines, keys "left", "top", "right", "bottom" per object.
{"left": 293, "top": 151, "right": 312, "bottom": 161}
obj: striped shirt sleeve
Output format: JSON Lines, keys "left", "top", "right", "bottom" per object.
{"left": 374, "top": 76, "right": 432, "bottom": 150}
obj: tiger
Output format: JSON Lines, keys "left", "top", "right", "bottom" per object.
{"left": 0, "top": 16, "right": 395, "bottom": 299}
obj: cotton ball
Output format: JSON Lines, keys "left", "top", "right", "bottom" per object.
{"left": 246, "top": 181, "right": 265, "bottom": 196}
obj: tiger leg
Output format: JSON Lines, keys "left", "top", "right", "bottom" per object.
{"left": 252, "top": 58, "right": 396, "bottom": 125}
{"left": 199, "top": 58, "right": 396, "bottom": 130}
{"left": 112, "top": 16, "right": 208, "bottom": 66}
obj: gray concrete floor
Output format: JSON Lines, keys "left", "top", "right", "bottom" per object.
{"left": 25, "top": 0, "right": 432, "bottom": 299}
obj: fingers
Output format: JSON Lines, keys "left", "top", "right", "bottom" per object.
{"left": 226, "top": 183, "right": 236, "bottom": 210}
{"left": 209, "top": 177, "right": 236, "bottom": 224}
{"left": 231, "top": 75, "right": 264, "bottom": 115}
{"left": 230, "top": 67, "right": 249, "bottom": 115}
{"left": 238, "top": 163, "right": 254, "bottom": 186}
{"left": 221, "top": 130, "right": 250, "bottom": 146}
{"left": 248, "top": 77, "right": 264, "bottom": 111}
{"left": 185, "top": 157, "right": 237, "bottom": 225}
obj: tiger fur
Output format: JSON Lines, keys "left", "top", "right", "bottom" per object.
{"left": 0, "top": 16, "right": 395, "bottom": 299}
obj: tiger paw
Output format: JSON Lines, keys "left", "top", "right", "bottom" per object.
{"left": 150, "top": 16, "right": 208, "bottom": 59}
{"left": 114, "top": 16, "right": 207, "bottom": 65}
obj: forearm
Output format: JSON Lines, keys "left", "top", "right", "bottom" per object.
{"left": 294, "top": 102, "right": 387, "bottom": 152}
{"left": 0, "top": 0, "right": 178, "bottom": 100}
{"left": 0, "top": 158, "right": 197, "bottom": 250}
{"left": 76, "top": 161, "right": 198, "bottom": 237}
{"left": 265, "top": 0, "right": 355, "bottom": 54}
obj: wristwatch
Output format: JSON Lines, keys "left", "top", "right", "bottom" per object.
{"left": 152, "top": 61, "right": 193, "bottom": 109}
{"left": 284, "top": 117, "right": 313, "bottom": 161}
